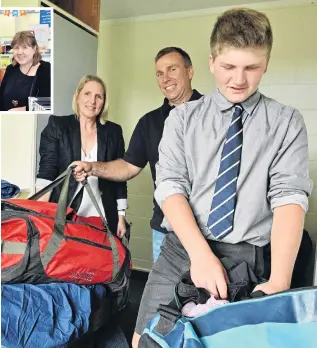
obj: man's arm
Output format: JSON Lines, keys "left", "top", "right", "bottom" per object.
{"left": 72, "top": 159, "right": 141, "bottom": 182}
{"left": 255, "top": 109, "right": 312, "bottom": 294}
{"left": 155, "top": 106, "right": 228, "bottom": 299}
{"left": 93, "top": 159, "right": 141, "bottom": 181}
{"left": 73, "top": 118, "right": 148, "bottom": 182}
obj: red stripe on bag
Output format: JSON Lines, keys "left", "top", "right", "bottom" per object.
{"left": 2, "top": 218, "right": 28, "bottom": 242}
{"left": 44, "top": 239, "right": 114, "bottom": 283}
{"left": 2, "top": 254, "right": 24, "bottom": 269}
{"left": 4, "top": 199, "right": 74, "bottom": 217}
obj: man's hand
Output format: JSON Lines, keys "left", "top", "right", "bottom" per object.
{"left": 190, "top": 249, "right": 229, "bottom": 299}
{"left": 253, "top": 279, "right": 290, "bottom": 295}
{"left": 117, "top": 215, "right": 127, "bottom": 238}
{"left": 71, "top": 161, "right": 93, "bottom": 182}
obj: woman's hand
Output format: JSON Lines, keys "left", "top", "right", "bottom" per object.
{"left": 117, "top": 215, "right": 127, "bottom": 238}
{"left": 8, "top": 106, "right": 27, "bottom": 111}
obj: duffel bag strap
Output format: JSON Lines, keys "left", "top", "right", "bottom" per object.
{"left": 81, "top": 179, "right": 121, "bottom": 280}
{"left": 39, "top": 167, "right": 76, "bottom": 269}
{"left": 30, "top": 166, "right": 121, "bottom": 281}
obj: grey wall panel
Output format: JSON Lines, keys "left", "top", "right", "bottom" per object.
{"left": 53, "top": 13, "right": 98, "bottom": 115}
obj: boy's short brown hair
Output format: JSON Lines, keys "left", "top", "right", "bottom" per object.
{"left": 210, "top": 8, "right": 273, "bottom": 58}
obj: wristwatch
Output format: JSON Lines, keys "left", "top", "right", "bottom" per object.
{"left": 118, "top": 210, "right": 126, "bottom": 217}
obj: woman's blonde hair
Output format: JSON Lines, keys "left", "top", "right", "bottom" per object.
{"left": 72, "top": 75, "right": 109, "bottom": 124}
{"left": 11, "top": 31, "right": 42, "bottom": 66}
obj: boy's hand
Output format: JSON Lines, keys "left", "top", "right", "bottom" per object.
{"left": 190, "top": 250, "right": 229, "bottom": 299}
{"left": 253, "top": 280, "right": 290, "bottom": 295}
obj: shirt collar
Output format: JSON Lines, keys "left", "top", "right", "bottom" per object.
{"left": 162, "top": 89, "right": 203, "bottom": 115}
{"left": 213, "top": 88, "right": 261, "bottom": 115}
{"left": 162, "top": 97, "right": 175, "bottom": 115}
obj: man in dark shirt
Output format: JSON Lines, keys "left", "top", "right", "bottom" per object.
{"left": 72, "top": 47, "right": 203, "bottom": 262}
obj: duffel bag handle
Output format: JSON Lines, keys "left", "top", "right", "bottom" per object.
{"left": 29, "top": 166, "right": 121, "bottom": 281}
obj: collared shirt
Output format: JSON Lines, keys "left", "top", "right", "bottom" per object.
{"left": 124, "top": 89, "right": 203, "bottom": 233}
{"left": 155, "top": 89, "right": 313, "bottom": 246}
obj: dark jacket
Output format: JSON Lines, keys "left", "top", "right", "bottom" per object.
{"left": 0, "top": 60, "right": 51, "bottom": 111}
{"left": 37, "top": 115, "right": 127, "bottom": 234}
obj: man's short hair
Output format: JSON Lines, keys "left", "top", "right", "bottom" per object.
{"left": 155, "top": 47, "right": 192, "bottom": 68}
{"left": 210, "top": 8, "right": 273, "bottom": 58}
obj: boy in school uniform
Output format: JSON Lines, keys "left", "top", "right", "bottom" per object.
{"left": 132, "top": 8, "right": 312, "bottom": 347}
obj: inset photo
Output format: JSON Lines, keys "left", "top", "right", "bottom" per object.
{"left": 0, "top": 8, "right": 53, "bottom": 113}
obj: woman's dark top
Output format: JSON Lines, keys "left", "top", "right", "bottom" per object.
{"left": 1, "top": 68, "right": 34, "bottom": 111}
{"left": 0, "top": 60, "right": 51, "bottom": 111}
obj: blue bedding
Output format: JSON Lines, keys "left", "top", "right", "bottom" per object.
{"left": 1, "top": 283, "right": 109, "bottom": 348}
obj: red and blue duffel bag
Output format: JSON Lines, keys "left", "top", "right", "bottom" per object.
{"left": 1, "top": 166, "right": 131, "bottom": 295}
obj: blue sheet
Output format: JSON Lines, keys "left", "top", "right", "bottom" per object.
{"left": 1, "top": 283, "right": 108, "bottom": 348}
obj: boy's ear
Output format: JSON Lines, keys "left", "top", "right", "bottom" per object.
{"left": 209, "top": 55, "right": 215, "bottom": 74}
{"left": 264, "top": 55, "right": 271, "bottom": 73}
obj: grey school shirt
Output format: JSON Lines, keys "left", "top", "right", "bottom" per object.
{"left": 154, "top": 89, "right": 313, "bottom": 247}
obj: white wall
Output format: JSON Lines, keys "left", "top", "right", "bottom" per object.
{"left": 1, "top": 114, "right": 37, "bottom": 192}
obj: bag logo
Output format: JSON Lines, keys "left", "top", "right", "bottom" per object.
{"left": 69, "top": 271, "right": 94, "bottom": 282}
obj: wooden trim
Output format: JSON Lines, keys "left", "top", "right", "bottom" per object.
{"left": 41, "top": 0, "right": 98, "bottom": 37}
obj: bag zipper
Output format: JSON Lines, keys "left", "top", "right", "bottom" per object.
{"left": 2, "top": 201, "right": 108, "bottom": 233}
{"left": 3, "top": 210, "right": 113, "bottom": 251}
{"left": 64, "top": 235, "right": 112, "bottom": 250}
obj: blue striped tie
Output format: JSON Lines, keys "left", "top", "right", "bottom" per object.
{"left": 207, "top": 104, "right": 243, "bottom": 239}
